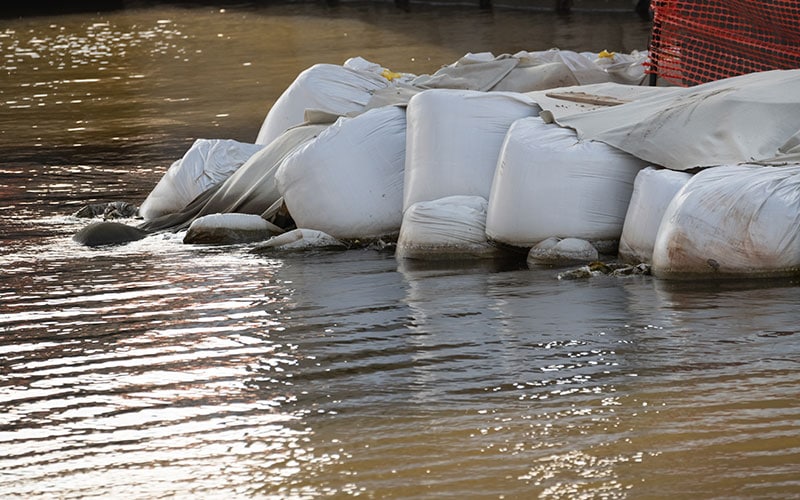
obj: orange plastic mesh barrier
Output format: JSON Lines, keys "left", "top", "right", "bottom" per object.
{"left": 647, "top": 0, "right": 800, "bottom": 86}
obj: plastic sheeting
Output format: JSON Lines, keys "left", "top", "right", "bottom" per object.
{"left": 396, "top": 196, "right": 500, "bottom": 260}
{"left": 254, "top": 58, "right": 397, "bottom": 146}
{"left": 403, "top": 89, "right": 540, "bottom": 211}
{"left": 275, "top": 106, "right": 407, "bottom": 240}
{"left": 652, "top": 164, "right": 800, "bottom": 279}
{"left": 555, "top": 69, "right": 800, "bottom": 171}
{"left": 618, "top": 167, "right": 693, "bottom": 264}
{"left": 139, "top": 124, "right": 325, "bottom": 233}
{"left": 139, "top": 139, "right": 264, "bottom": 221}
{"left": 409, "top": 49, "right": 649, "bottom": 92}
{"left": 486, "top": 117, "right": 647, "bottom": 248}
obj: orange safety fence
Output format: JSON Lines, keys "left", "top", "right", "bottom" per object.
{"left": 646, "top": 0, "right": 800, "bottom": 86}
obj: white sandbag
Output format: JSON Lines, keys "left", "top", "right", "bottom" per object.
{"left": 485, "top": 117, "right": 647, "bottom": 248}
{"left": 255, "top": 229, "right": 345, "bottom": 251}
{"left": 403, "top": 89, "right": 540, "bottom": 211}
{"left": 183, "top": 213, "right": 278, "bottom": 245}
{"left": 275, "top": 105, "right": 406, "bottom": 240}
{"left": 527, "top": 236, "right": 599, "bottom": 266}
{"left": 255, "top": 58, "right": 396, "bottom": 146}
{"left": 396, "top": 196, "right": 500, "bottom": 260}
{"left": 140, "top": 139, "right": 263, "bottom": 220}
{"left": 652, "top": 164, "right": 800, "bottom": 279}
{"left": 618, "top": 167, "right": 693, "bottom": 264}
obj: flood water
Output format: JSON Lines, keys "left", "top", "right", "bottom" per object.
{"left": 1, "top": 3, "right": 799, "bottom": 499}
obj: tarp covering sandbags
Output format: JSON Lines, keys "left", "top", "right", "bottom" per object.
{"left": 275, "top": 105, "right": 407, "bottom": 240}
{"left": 554, "top": 69, "right": 800, "bottom": 170}
{"left": 139, "top": 139, "right": 264, "bottom": 220}
{"left": 255, "top": 57, "right": 406, "bottom": 146}
{"left": 485, "top": 117, "right": 647, "bottom": 249}
{"left": 140, "top": 124, "right": 325, "bottom": 233}
{"left": 403, "top": 89, "right": 540, "bottom": 212}
{"left": 652, "top": 164, "right": 800, "bottom": 279}
{"left": 618, "top": 167, "right": 693, "bottom": 264}
{"left": 409, "top": 49, "right": 649, "bottom": 93}
{"left": 396, "top": 196, "right": 502, "bottom": 260}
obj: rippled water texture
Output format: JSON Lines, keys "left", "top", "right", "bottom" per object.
{"left": 1, "top": 4, "right": 799, "bottom": 499}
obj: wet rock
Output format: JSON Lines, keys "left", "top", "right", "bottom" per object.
{"left": 73, "top": 221, "right": 149, "bottom": 247}
{"left": 557, "top": 261, "right": 651, "bottom": 280}
{"left": 73, "top": 201, "right": 139, "bottom": 220}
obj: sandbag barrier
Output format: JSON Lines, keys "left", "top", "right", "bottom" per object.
{"left": 74, "top": 52, "right": 800, "bottom": 280}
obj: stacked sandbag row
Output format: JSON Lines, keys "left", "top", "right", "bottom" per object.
{"left": 134, "top": 56, "right": 800, "bottom": 280}
{"left": 613, "top": 163, "right": 800, "bottom": 280}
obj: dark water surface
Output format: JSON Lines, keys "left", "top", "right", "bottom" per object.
{"left": 2, "top": 4, "right": 799, "bottom": 499}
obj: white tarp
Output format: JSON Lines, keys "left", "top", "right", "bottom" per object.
{"left": 486, "top": 117, "right": 647, "bottom": 248}
{"left": 410, "top": 49, "right": 649, "bottom": 92}
{"left": 139, "top": 124, "right": 325, "bottom": 232}
{"left": 403, "top": 89, "right": 540, "bottom": 211}
{"left": 396, "top": 196, "right": 500, "bottom": 260}
{"left": 554, "top": 69, "right": 800, "bottom": 171}
{"left": 275, "top": 105, "right": 407, "bottom": 240}
{"left": 139, "top": 139, "right": 264, "bottom": 221}
{"left": 254, "top": 57, "right": 401, "bottom": 146}
{"left": 652, "top": 164, "right": 800, "bottom": 279}
{"left": 618, "top": 167, "right": 693, "bottom": 264}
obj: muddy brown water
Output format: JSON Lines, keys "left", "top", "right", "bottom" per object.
{"left": 1, "top": 3, "right": 799, "bottom": 498}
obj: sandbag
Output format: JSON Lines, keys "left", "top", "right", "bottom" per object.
{"left": 396, "top": 196, "right": 501, "bottom": 260}
{"left": 527, "top": 236, "right": 599, "bottom": 266}
{"left": 254, "top": 57, "right": 397, "bottom": 146}
{"left": 254, "top": 229, "right": 345, "bottom": 251}
{"left": 183, "top": 213, "right": 279, "bottom": 245}
{"left": 139, "top": 139, "right": 263, "bottom": 220}
{"left": 618, "top": 167, "right": 693, "bottom": 264}
{"left": 403, "top": 89, "right": 540, "bottom": 211}
{"left": 485, "top": 117, "right": 647, "bottom": 248}
{"left": 139, "top": 125, "right": 325, "bottom": 233}
{"left": 275, "top": 105, "right": 407, "bottom": 240}
{"left": 652, "top": 164, "right": 800, "bottom": 279}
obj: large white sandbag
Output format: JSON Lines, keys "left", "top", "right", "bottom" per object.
{"left": 403, "top": 89, "right": 540, "bottom": 211}
{"left": 652, "top": 164, "right": 800, "bottom": 279}
{"left": 255, "top": 58, "right": 396, "bottom": 146}
{"left": 140, "top": 139, "right": 264, "bottom": 220}
{"left": 618, "top": 167, "right": 693, "bottom": 264}
{"left": 275, "top": 105, "right": 406, "bottom": 240}
{"left": 485, "top": 117, "right": 647, "bottom": 247}
{"left": 396, "top": 195, "right": 501, "bottom": 260}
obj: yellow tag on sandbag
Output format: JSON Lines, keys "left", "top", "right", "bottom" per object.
{"left": 381, "top": 69, "right": 403, "bottom": 81}
{"left": 598, "top": 50, "right": 616, "bottom": 59}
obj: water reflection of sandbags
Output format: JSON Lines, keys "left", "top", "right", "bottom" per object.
{"left": 275, "top": 106, "right": 407, "bottom": 240}
{"left": 653, "top": 164, "right": 800, "bottom": 279}
{"left": 486, "top": 117, "right": 647, "bottom": 248}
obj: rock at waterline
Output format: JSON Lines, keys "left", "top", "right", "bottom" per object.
{"left": 183, "top": 213, "right": 280, "bottom": 245}
{"left": 73, "top": 201, "right": 139, "bottom": 220}
{"left": 73, "top": 221, "right": 149, "bottom": 247}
